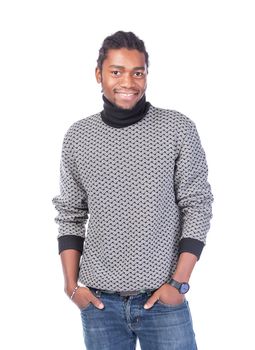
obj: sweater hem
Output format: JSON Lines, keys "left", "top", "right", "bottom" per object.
{"left": 58, "top": 235, "right": 84, "bottom": 254}
{"left": 179, "top": 237, "right": 204, "bottom": 260}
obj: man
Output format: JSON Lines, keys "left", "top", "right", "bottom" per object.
{"left": 52, "top": 31, "right": 214, "bottom": 350}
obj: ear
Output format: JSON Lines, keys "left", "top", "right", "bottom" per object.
{"left": 95, "top": 67, "right": 102, "bottom": 84}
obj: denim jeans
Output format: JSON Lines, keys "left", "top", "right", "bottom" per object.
{"left": 80, "top": 286, "right": 197, "bottom": 350}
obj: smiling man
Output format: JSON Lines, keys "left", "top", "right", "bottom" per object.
{"left": 52, "top": 31, "right": 214, "bottom": 350}
{"left": 96, "top": 47, "right": 147, "bottom": 110}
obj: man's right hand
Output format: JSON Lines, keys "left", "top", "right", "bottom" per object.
{"left": 67, "top": 286, "right": 105, "bottom": 310}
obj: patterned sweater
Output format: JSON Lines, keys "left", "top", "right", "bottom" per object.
{"left": 52, "top": 104, "right": 214, "bottom": 291}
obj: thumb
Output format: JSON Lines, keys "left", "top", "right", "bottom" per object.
{"left": 144, "top": 294, "right": 159, "bottom": 309}
{"left": 90, "top": 294, "right": 105, "bottom": 309}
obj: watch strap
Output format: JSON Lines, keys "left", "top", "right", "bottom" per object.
{"left": 168, "top": 278, "right": 190, "bottom": 294}
{"left": 169, "top": 278, "right": 182, "bottom": 290}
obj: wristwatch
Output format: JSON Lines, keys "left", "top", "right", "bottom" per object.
{"left": 168, "top": 278, "right": 190, "bottom": 294}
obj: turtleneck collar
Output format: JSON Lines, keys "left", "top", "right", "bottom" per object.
{"left": 100, "top": 94, "right": 151, "bottom": 128}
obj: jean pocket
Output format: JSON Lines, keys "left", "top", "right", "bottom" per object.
{"left": 80, "top": 288, "right": 103, "bottom": 312}
{"left": 156, "top": 298, "right": 186, "bottom": 308}
{"left": 79, "top": 301, "right": 92, "bottom": 312}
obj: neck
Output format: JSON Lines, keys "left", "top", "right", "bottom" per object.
{"left": 100, "top": 94, "right": 151, "bottom": 128}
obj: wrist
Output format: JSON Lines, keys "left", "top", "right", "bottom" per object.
{"left": 171, "top": 275, "right": 189, "bottom": 283}
{"left": 168, "top": 278, "right": 190, "bottom": 294}
{"left": 64, "top": 282, "right": 78, "bottom": 297}
{"left": 172, "top": 273, "right": 190, "bottom": 283}
{"left": 69, "top": 285, "right": 80, "bottom": 300}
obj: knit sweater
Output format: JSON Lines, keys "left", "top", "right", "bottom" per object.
{"left": 52, "top": 104, "right": 214, "bottom": 291}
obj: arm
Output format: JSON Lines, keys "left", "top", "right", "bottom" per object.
{"left": 60, "top": 249, "right": 82, "bottom": 296}
{"left": 60, "top": 248, "right": 104, "bottom": 309}
{"left": 166, "top": 120, "right": 214, "bottom": 299}
{"left": 144, "top": 119, "right": 214, "bottom": 309}
{"left": 150, "top": 252, "right": 197, "bottom": 307}
{"left": 164, "top": 120, "right": 213, "bottom": 299}
{"left": 52, "top": 127, "right": 104, "bottom": 310}
{"left": 172, "top": 252, "right": 197, "bottom": 283}
{"left": 174, "top": 119, "right": 214, "bottom": 259}
{"left": 144, "top": 252, "right": 198, "bottom": 308}
{"left": 52, "top": 125, "right": 88, "bottom": 289}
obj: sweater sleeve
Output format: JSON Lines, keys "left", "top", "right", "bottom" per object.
{"left": 174, "top": 120, "right": 214, "bottom": 260}
{"left": 52, "top": 127, "right": 89, "bottom": 254}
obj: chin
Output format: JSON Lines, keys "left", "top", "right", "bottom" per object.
{"left": 119, "top": 105, "right": 134, "bottom": 110}
{"left": 116, "top": 101, "right": 138, "bottom": 110}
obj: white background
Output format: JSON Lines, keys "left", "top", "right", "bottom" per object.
{"left": 1, "top": 1, "right": 254, "bottom": 349}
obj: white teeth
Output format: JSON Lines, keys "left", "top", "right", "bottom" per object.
{"left": 119, "top": 93, "right": 135, "bottom": 96}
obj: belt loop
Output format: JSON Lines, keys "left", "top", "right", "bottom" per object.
{"left": 91, "top": 288, "right": 102, "bottom": 297}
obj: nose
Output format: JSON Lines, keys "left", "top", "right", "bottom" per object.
{"left": 120, "top": 73, "right": 135, "bottom": 89}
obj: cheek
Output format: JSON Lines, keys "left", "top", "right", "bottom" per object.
{"left": 139, "top": 81, "right": 147, "bottom": 91}
{"left": 102, "top": 79, "right": 116, "bottom": 90}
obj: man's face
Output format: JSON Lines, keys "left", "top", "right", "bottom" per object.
{"left": 95, "top": 48, "right": 148, "bottom": 110}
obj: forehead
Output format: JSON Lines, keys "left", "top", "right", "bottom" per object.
{"left": 103, "top": 48, "right": 146, "bottom": 69}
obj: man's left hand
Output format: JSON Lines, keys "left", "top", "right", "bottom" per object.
{"left": 143, "top": 283, "right": 184, "bottom": 309}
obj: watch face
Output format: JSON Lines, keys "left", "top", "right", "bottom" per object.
{"left": 180, "top": 283, "right": 190, "bottom": 294}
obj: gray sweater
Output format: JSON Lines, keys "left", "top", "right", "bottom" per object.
{"left": 52, "top": 104, "right": 214, "bottom": 291}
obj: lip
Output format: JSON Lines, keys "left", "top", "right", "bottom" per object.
{"left": 115, "top": 92, "right": 138, "bottom": 101}
{"left": 115, "top": 91, "right": 138, "bottom": 95}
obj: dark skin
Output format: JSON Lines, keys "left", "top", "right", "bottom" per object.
{"left": 60, "top": 48, "right": 198, "bottom": 310}
{"left": 95, "top": 48, "right": 147, "bottom": 110}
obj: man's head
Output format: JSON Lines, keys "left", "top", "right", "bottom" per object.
{"left": 95, "top": 31, "right": 149, "bottom": 109}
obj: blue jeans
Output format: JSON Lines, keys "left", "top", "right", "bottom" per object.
{"left": 80, "top": 287, "right": 197, "bottom": 350}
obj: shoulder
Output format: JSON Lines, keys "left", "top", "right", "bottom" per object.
{"left": 148, "top": 105, "right": 198, "bottom": 150}
{"left": 61, "top": 112, "right": 101, "bottom": 149}
{"left": 66, "top": 112, "right": 101, "bottom": 133}
{"left": 149, "top": 104, "right": 195, "bottom": 131}
{"left": 63, "top": 112, "right": 101, "bottom": 138}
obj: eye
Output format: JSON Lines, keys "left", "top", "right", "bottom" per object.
{"left": 134, "top": 72, "right": 144, "bottom": 77}
{"left": 111, "top": 71, "right": 121, "bottom": 76}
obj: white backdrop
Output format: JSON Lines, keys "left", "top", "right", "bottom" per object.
{"left": 1, "top": 1, "right": 254, "bottom": 349}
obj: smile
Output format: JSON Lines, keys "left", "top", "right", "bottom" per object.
{"left": 115, "top": 92, "right": 139, "bottom": 101}
{"left": 116, "top": 92, "right": 138, "bottom": 96}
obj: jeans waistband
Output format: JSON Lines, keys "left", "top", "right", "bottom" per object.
{"left": 89, "top": 287, "right": 156, "bottom": 297}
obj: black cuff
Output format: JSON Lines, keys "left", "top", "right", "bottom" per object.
{"left": 58, "top": 235, "right": 84, "bottom": 254}
{"left": 179, "top": 238, "right": 205, "bottom": 260}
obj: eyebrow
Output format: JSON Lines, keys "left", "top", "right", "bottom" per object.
{"left": 109, "top": 65, "right": 146, "bottom": 71}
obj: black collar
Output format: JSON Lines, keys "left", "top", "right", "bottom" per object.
{"left": 100, "top": 94, "right": 151, "bottom": 128}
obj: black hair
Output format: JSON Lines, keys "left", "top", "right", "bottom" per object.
{"left": 97, "top": 31, "right": 149, "bottom": 71}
